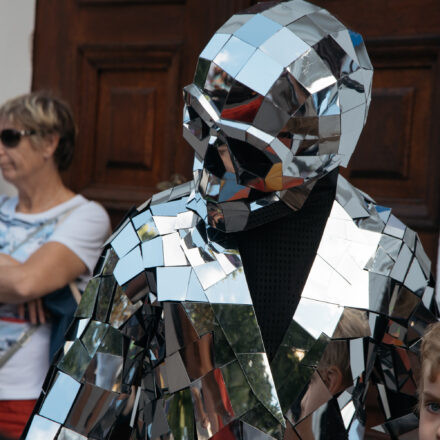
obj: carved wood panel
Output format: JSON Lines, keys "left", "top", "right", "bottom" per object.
{"left": 106, "top": 87, "right": 155, "bottom": 169}
{"left": 76, "top": 43, "right": 182, "bottom": 209}
{"left": 352, "top": 87, "right": 414, "bottom": 180}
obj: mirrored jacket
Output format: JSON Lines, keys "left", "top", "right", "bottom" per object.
{"left": 24, "top": 175, "right": 437, "bottom": 440}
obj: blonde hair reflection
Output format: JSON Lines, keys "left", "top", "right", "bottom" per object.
{"left": 318, "top": 308, "right": 371, "bottom": 388}
{"left": 292, "top": 308, "right": 370, "bottom": 440}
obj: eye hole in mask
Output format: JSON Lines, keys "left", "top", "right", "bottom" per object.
{"left": 187, "top": 107, "right": 210, "bottom": 141}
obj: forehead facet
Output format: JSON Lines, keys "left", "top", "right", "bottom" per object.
{"left": 197, "top": 10, "right": 368, "bottom": 105}
{"left": 260, "top": 27, "right": 310, "bottom": 67}
{"left": 235, "top": 50, "right": 283, "bottom": 96}
{"left": 233, "top": 13, "right": 282, "bottom": 47}
{"left": 213, "top": 36, "right": 255, "bottom": 78}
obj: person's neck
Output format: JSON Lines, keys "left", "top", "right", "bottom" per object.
{"left": 15, "top": 168, "right": 74, "bottom": 214}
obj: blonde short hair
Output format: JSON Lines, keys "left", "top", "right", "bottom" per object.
{"left": 421, "top": 322, "right": 440, "bottom": 385}
{"left": 0, "top": 91, "right": 76, "bottom": 170}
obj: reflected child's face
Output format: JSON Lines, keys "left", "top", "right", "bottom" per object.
{"left": 419, "top": 362, "right": 440, "bottom": 440}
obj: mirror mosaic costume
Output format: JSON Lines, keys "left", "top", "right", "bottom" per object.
{"left": 24, "top": 1, "right": 437, "bottom": 439}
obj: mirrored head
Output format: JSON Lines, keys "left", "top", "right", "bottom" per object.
{"left": 183, "top": 0, "right": 373, "bottom": 202}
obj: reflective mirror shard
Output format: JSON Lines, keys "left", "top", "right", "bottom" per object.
{"left": 57, "top": 339, "right": 92, "bottom": 382}
{"left": 24, "top": 415, "right": 60, "bottom": 440}
{"left": 40, "top": 371, "right": 81, "bottom": 424}
{"left": 113, "top": 245, "right": 144, "bottom": 286}
{"left": 75, "top": 277, "right": 100, "bottom": 318}
{"left": 111, "top": 221, "right": 140, "bottom": 258}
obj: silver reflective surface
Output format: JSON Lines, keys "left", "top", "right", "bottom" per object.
{"left": 213, "top": 36, "right": 255, "bottom": 78}
{"left": 260, "top": 27, "right": 310, "bottom": 67}
{"left": 234, "top": 13, "right": 282, "bottom": 47}
{"left": 25, "top": 415, "right": 60, "bottom": 440}
{"left": 113, "top": 245, "right": 143, "bottom": 285}
{"left": 40, "top": 372, "right": 81, "bottom": 424}
{"left": 57, "top": 427, "right": 88, "bottom": 440}
{"left": 236, "top": 50, "right": 284, "bottom": 96}
{"left": 111, "top": 221, "right": 139, "bottom": 258}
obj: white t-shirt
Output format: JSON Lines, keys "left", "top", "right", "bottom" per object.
{"left": 0, "top": 194, "right": 111, "bottom": 399}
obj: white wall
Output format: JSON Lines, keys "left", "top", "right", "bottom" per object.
{"left": 0, "top": 0, "right": 36, "bottom": 196}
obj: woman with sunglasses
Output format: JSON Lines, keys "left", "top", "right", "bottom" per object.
{"left": 0, "top": 91, "right": 110, "bottom": 439}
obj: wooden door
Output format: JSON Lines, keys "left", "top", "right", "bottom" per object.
{"left": 33, "top": 0, "right": 439, "bottom": 269}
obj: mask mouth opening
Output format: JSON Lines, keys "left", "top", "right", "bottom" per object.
{"left": 226, "top": 137, "right": 274, "bottom": 187}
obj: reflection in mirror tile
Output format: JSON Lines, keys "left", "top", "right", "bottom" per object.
{"left": 236, "top": 50, "right": 283, "bottom": 97}
{"left": 384, "top": 214, "right": 406, "bottom": 239}
{"left": 287, "top": 16, "right": 327, "bottom": 46}
{"left": 57, "top": 339, "right": 92, "bottom": 382}
{"left": 238, "top": 353, "right": 284, "bottom": 424}
{"left": 65, "top": 383, "right": 118, "bottom": 436}
{"left": 57, "top": 427, "right": 88, "bottom": 440}
{"left": 167, "top": 388, "right": 195, "bottom": 439}
{"left": 75, "top": 277, "right": 100, "bottom": 318}
{"left": 113, "top": 245, "right": 143, "bottom": 286}
{"left": 191, "top": 369, "right": 234, "bottom": 439}
{"left": 40, "top": 371, "right": 81, "bottom": 424}
{"left": 415, "top": 236, "right": 432, "bottom": 277}
{"left": 240, "top": 403, "right": 283, "bottom": 438}
{"left": 108, "top": 286, "right": 142, "bottom": 329}
{"left": 165, "top": 351, "right": 191, "bottom": 393}
{"left": 111, "top": 221, "right": 139, "bottom": 258}
{"left": 260, "top": 27, "right": 309, "bottom": 67}
{"left": 213, "top": 36, "right": 255, "bottom": 78}
{"left": 390, "top": 244, "right": 412, "bottom": 283}
{"left": 157, "top": 266, "right": 191, "bottom": 301}
{"left": 164, "top": 302, "right": 199, "bottom": 355}
{"left": 153, "top": 215, "right": 177, "bottom": 235}
{"left": 101, "top": 247, "right": 118, "bottom": 276}
{"left": 81, "top": 321, "right": 109, "bottom": 357}
{"left": 212, "top": 304, "right": 264, "bottom": 353}
{"left": 24, "top": 415, "right": 60, "bottom": 440}
{"left": 141, "top": 236, "right": 164, "bottom": 268}
{"left": 84, "top": 352, "right": 123, "bottom": 392}
{"left": 200, "top": 33, "right": 231, "bottom": 61}
{"left": 180, "top": 333, "right": 215, "bottom": 381}
{"left": 163, "top": 232, "right": 188, "bottom": 266}
{"left": 183, "top": 302, "right": 217, "bottom": 337}
{"left": 234, "top": 14, "right": 281, "bottom": 48}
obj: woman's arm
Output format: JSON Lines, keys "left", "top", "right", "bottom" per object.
{"left": 0, "top": 253, "right": 21, "bottom": 267}
{"left": 0, "top": 253, "right": 46, "bottom": 322}
{"left": 0, "top": 242, "right": 86, "bottom": 303}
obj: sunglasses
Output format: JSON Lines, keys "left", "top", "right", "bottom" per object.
{"left": 0, "top": 129, "right": 36, "bottom": 148}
